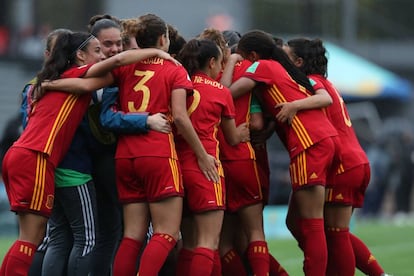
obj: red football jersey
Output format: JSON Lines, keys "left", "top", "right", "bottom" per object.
{"left": 111, "top": 57, "right": 193, "bottom": 158}
{"left": 309, "top": 74, "right": 368, "bottom": 170}
{"left": 219, "top": 59, "right": 257, "bottom": 161}
{"left": 175, "top": 72, "right": 235, "bottom": 164}
{"left": 243, "top": 59, "right": 338, "bottom": 158}
{"left": 14, "top": 64, "right": 93, "bottom": 167}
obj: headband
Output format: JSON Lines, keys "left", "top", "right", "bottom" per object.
{"left": 76, "top": 35, "right": 96, "bottom": 52}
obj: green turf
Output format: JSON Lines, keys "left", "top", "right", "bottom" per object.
{"left": 268, "top": 220, "right": 414, "bottom": 275}
{"left": 0, "top": 220, "right": 412, "bottom": 275}
{"left": 0, "top": 237, "right": 14, "bottom": 260}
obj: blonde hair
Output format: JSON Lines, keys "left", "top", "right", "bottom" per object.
{"left": 198, "top": 28, "right": 228, "bottom": 63}
{"left": 121, "top": 18, "right": 140, "bottom": 46}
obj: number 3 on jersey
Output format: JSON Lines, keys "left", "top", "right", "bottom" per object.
{"left": 128, "top": 70, "right": 155, "bottom": 112}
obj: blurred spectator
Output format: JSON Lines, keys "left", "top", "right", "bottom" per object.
{"left": 18, "top": 24, "right": 50, "bottom": 59}
{"left": 0, "top": 26, "right": 9, "bottom": 55}
{"left": 361, "top": 140, "right": 392, "bottom": 217}
{"left": 0, "top": 113, "right": 22, "bottom": 172}
{"left": 267, "top": 134, "right": 291, "bottom": 205}
{"left": 0, "top": 113, "right": 21, "bottom": 235}
{"left": 361, "top": 117, "right": 414, "bottom": 218}
{"left": 393, "top": 130, "right": 414, "bottom": 214}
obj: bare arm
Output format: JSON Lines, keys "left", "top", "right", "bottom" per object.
{"left": 146, "top": 113, "right": 171, "bottom": 133}
{"left": 84, "top": 48, "right": 179, "bottom": 78}
{"left": 41, "top": 48, "right": 179, "bottom": 94}
{"left": 221, "top": 54, "right": 258, "bottom": 99}
{"left": 41, "top": 74, "right": 114, "bottom": 94}
{"left": 172, "top": 88, "right": 219, "bottom": 182}
{"left": 275, "top": 88, "right": 332, "bottom": 124}
{"left": 221, "top": 119, "right": 250, "bottom": 146}
{"left": 220, "top": 53, "right": 243, "bottom": 87}
{"left": 250, "top": 112, "right": 264, "bottom": 131}
{"left": 229, "top": 77, "right": 256, "bottom": 99}
{"left": 250, "top": 118, "right": 276, "bottom": 147}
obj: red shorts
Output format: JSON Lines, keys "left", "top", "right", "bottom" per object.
{"left": 289, "top": 137, "right": 336, "bottom": 192}
{"left": 182, "top": 169, "right": 225, "bottom": 213}
{"left": 326, "top": 163, "right": 370, "bottom": 208}
{"left": 222, "top": 159, "right": 263, "bottom": 213}
{"left": 2, "top": 147, "right": 55, "bottom": 217}
{"left": 254, "top": 144, "right": 270, "bottom": 205}
{"left": 116, "top": 157, "right": 184, "bottom": 203}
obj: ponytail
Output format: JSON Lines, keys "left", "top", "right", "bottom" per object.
{"left": 178, "top": 38, "right": 220, "bottom": 77}
{"left": 34, "top": 32, "right": 91, "bottom": 100}
{"left": 238, "top": 30, "right": 315, "bottom": 93}
{"left": 287, "top": 37, "right": 328, "bottom": 77}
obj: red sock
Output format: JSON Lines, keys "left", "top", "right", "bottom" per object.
{"left": 113, "top": 237, "right": 142, "bottom": 276}
{"left": 221, "top": 249, "right": 248, "bottom": 276}
{"left": 189, "top": 247, "right": 214, "bottom": 276}
{"left": 269, "top": 253, "right": 289, "bottom": 276}
{"left": 350, "top": 233, "right": 384, "bottom": 276}
{"left": 298, "top": 218, "right": 327, "bottom": 276}
{"left": 138, "top": 233, "right": 176, "bottom": 276}
{"left": 325, "top": 227, "right": 355, "bottom": 276}
{"left": 247, "top": 241, "right": 270, "bottom": 276}
{"left": 2, "top": 240, "right": 36, "bottom": 276}
{"left": 291, "top": 218, "right": 304, "bottom": 249}
{"left": 211, "top": 250, "right": 222, "bottom": 276}
{"left": 175, "top": 247, "right": 193, "bottom": 276}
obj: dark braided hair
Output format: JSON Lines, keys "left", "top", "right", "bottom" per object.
{"left": 168, "top": 24, "right": 186, "bottom": 57}
{"left": 237, "top": 30, "right": 315, "bottom": 93}
{"left": 287, "top": 38, "right": 328, "bottom": 77}
{"left": 34, "top": 32, "right": 92, "bottom": 100}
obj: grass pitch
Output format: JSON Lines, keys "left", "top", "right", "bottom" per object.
{"left": 0, "top": 219, "right": 412, "bottom": 275}
{"left": 268, "top": 219, "right": 414, "bottom": 275}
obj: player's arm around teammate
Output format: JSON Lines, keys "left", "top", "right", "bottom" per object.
{"left": 175, "top": 38, "right": 249, "bottom": 276}
{"left": 221, "top": 30, "right": 340, "bottom": 276}
{"left": 284, "top": 37, "right": 387, "bottom": 276}
{"left": 1, "top": 31, "right": 107, "bottom": 276}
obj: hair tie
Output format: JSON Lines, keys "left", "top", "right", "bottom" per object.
{"left": 76, "top": 35, "right": 96, "bottom": 52}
